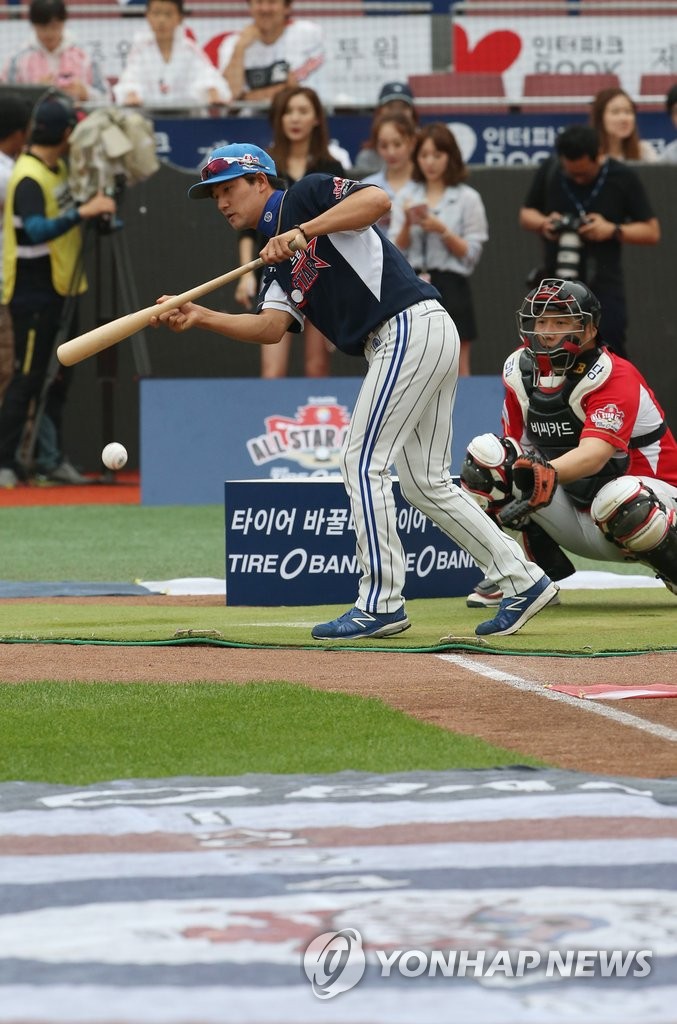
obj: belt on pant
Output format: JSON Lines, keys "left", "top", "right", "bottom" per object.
{"left": 365, "top": 316, "right": 392, "bottom": 347}
{"left": 364, "top": 300, "right": 442, "bottom": 348}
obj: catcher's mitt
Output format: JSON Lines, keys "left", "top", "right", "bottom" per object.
{"left": 498, "top": 453, "right": 558, "bottom": 529}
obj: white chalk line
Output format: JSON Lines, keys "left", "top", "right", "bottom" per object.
{"left": 437, "top": 653, "right": 677, "bottom": 744}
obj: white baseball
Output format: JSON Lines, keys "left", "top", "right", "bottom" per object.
{"left": 102, "top": 442, "right": 128, "bottom": 471}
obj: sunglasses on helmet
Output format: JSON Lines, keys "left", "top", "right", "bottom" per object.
{"left": 199, "top": 155, "right": 269, "bottom": 181}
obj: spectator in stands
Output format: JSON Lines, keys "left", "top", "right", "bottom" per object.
{"left": 590, "top": 87, "right": 658, "bottom": 163}
{"left": 392, "top": 123, "right": 488, "bottom": 378}
{"left": 0, "top": 94, "right": 31, "bottom": 404}
{"left": 220, "top": 0, "right": 324, "bottom": 110}
{"left": 361, "top": 112, "right": 417, "bottom": 236}
{"left": 519, "top": 124, "right": 660, "bottom": 362}
{"left": 659, "top": 83, "right": 677, "bottom": 164}
{"left": 235, "top": 85, "right": 347, "bottom": 378}
{"left": 113, "top": 0, "right": 230, "bottom": 112}
{"left": 0, "top": 92, "right": 116, "bottom": 488}
{"left": 353, "top": 81, "right": 419, "bottom": 177}
{"left": 1, "top": 0, "right": 108, "bottom": 104}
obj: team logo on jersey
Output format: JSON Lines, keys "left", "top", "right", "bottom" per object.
{"left": 290, "top": 239, "right": 331, "bottom": 306}
{"left": 246, "top": 399, "right": 351, "bottom": 471}
{"left": 591, "top": 403, "right": 624, "bottom": 433}
{"left": 332, "top": 177, "right": 352, "bottom": 200}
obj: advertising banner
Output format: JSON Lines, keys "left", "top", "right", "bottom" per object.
{"left": 225, "top": 478, "right": 482, "bottom": 605}
{"left": 140, "top": 377, "right": 504, "bottom": 506}
{"left": 153, "top": 110, "right": 674, "bottom": 171}
{"left": 453, "top": 16, "right": 677, "bottom": 98}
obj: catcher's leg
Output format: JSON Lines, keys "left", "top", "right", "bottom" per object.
{"left": 591, "top": 478, "right": 677, "bottom": 594}
{"left": 460, "top": 434, "right": 574, "bottom": 581}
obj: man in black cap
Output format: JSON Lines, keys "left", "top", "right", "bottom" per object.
{"left": 377, "top": 81, "right": 416, "bottom": 110}
{"left": 0, "top": 91, "right": 115, "bottom": 488}
{"left": 353, "top": 80, "right": 418, "bottom": 177}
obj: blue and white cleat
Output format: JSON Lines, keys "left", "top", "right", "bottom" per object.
{"left": 311, "top": 605, "right": 411, "bottom": 641}
{"left": 475, "top": 576, "right": 559, "bottom": 637}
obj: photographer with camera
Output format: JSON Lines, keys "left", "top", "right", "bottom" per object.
{"left": 519, "top": 125, "right": 660, "bottom": 361}
{"left": 0, "top": 91, "right": 115, "bottom": 488}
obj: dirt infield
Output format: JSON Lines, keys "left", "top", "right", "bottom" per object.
{"left": 3, "top": 595, "right": 677, "bottom": 779}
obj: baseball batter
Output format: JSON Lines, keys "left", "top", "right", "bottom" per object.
{"left": 462, "top": 278, "right": 677, "bottom": 602}
{"left": 154, "top": 143, "right": 557, "bottom": 639}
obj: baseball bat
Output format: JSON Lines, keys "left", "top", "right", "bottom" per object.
{"left": 56, "top": 236, "right": 304, "bottom": 367}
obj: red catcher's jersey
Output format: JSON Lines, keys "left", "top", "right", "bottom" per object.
{"left": 501, "top": 346, "right": 677, "bottom": 487}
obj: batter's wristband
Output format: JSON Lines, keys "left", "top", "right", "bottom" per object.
{"left": 292, "top": 224, "right": 308, "bottom": 242}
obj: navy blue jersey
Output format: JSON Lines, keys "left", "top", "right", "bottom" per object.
{"left": 257, "top": 174, "right": 440, "bottom": 356}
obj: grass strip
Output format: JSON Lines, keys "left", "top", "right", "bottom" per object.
{"left": 0, "top": 682, "right": 542, "bottom": 784}
{"left": 0, "top": 505, "right": 225, "bottom": 581}
{"left": 0, "top": 591, "right": 674, "bottom": 654}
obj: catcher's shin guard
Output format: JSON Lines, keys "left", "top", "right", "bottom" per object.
{"left": 591, "top": 478, "right": 677, "bottom": 591}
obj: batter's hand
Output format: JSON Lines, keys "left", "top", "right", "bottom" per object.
{"left": 261, "top": 229, "right": 308, "bottom": 263}
{"left": 498, "top": 453, "right": 558, "bottom": 529}
{"left": 150, "top": 296, "right": 204, "bottom": 332}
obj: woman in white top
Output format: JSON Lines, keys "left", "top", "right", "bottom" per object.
{"left": 590, "top": 87, "right": 659, "bottom": 163}
{"left": 394, "top": 122, "right": 488, "bottom": 377}
{"left": 113, "top": 0, "right": 230, "bottom": 113}
{"left": 362, "top": 112, "right": 417, "bottom": 239}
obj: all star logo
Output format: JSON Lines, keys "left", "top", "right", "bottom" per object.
{"left": 290, "top": 238, "right": 331, "bottom": 306}
{"left": 246, "top": 399, "right": 351, "bottom": 468}
{"left": 591, "top": 402, "right": 624, "bottom": 433}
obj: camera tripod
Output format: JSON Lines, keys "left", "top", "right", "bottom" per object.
{"left": 20, "top": 212, "right": 152, "bottom": 481}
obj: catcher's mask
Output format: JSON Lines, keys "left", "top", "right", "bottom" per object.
{"left": 517, "top": 278, "right": 601, "bottom": 376}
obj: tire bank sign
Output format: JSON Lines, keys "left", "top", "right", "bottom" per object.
{"left": 225, "top": 479, "right": 482, "bottom": 606}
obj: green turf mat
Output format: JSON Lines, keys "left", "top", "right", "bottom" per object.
{"left": 0, "top": 682, "right": 543, "bottom": 783}
{"left": 0, "top": 592, "right": 675, "bottom": 655}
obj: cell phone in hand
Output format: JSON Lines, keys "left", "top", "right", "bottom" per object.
{"left": 408, "top": 203, "right": 428, "bottom": 224}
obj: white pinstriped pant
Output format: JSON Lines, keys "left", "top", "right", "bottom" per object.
{"left": 340, "top": 299, "right": 545, "bottom": 613}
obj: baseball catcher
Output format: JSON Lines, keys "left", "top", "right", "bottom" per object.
{"left": 461, "top": 278, "right": 677, "bottom": 605}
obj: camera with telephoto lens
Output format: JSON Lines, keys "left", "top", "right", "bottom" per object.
{"left": 552, "top": 213, "right": 588, "bottom": 280}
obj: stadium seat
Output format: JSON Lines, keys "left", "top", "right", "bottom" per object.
{"left": 521, "top": 72, "right": 621, "bottom": 113}
{"left": 576, "top": 1, "right": 670, "bottom": 12}
{"left": 638, "top": 73, "right": 677, "bottom": 111}
{"left": 453, "top": 0, "right": 570, "bottom": 12}
{"left": 407, "top": 72, "right": 509, "bottom": 114}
